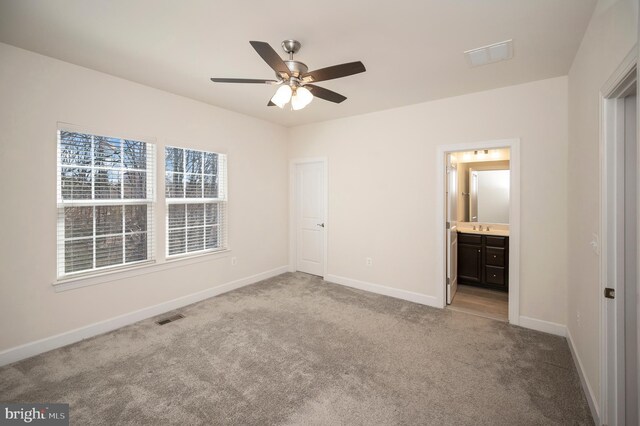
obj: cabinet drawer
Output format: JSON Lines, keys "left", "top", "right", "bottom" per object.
{"left": 485, "top": 236, "right": 507, "bottom": 247}
{"left": 486, "top": 247, "right": 505, "bottom": 267}
{"left": 458, "top": 233, "right": 482, "bottom": 245}
{"left": 485, "top": 266, "right": 506, "bottom": 286}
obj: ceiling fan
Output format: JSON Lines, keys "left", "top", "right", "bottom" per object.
{"left": 210, "top": 40, "right": 366, "bottom": 110}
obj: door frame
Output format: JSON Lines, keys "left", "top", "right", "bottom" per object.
{"left": 435, "top": 138, "right": 521, "bottom": 325}
{"left": 289, "top": 157, "right": 329, "bottom": 278}
{"left": 599, "top": 46, "right": 637, "bottom": 426}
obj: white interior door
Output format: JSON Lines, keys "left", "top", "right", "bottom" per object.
{"left": 295, "top": 161, "right": 325, "bottom": 276}
{"left": 446, "top": 155, "right": 458, "bottom": 304}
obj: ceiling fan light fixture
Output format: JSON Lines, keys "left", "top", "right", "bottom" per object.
{"left": 271, "top": 84, "right": 292, "bottom": 108}
{"left": 210, "top": 40, "right": 365, "bottom": 109}
{"left": 291, "top": 86, "right": 314, "bottom": 110}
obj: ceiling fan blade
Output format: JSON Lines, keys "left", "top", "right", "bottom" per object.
{"left": 301, "top": 61, "right": 366, "bottom": 83}
{"left": 249, "top": 41, "right": 290, "bottom": 78}
{"left": 210, "top": 78, "right": 278, "bottom": 84}
{"left": 306, "top": 84, "right": 347, "bottom": 103}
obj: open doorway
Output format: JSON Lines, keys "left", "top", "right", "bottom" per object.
{"left": 436, "top": 138, "right": 520, "bottom": 325}
{"left": 445, "top": 148, "right": 511, "bottom": 321}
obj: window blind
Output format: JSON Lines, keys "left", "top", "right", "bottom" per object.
{"left": 165, "top": 146, "right": 227, "bottom": 257}
{"left": 57, "top": 130, "right": 155, "bottom": 278}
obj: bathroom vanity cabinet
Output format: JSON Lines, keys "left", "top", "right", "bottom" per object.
{"left": 457, "top": 232, "right": 509, "bottom": 292}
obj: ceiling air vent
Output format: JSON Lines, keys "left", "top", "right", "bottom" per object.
{"left": 464, "top": 40, "right": 513, "bottom": 67}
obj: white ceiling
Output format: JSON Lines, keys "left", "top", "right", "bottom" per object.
{"left": 0, "top": 0, "right": 596, "bottom": 127}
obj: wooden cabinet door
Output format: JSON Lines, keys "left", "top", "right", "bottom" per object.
{"left": 458, "top": 244, "right": 482, "bottom": 283}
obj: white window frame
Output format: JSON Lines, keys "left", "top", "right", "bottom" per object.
{"left": 56, "top": 126, "right": 156, "bottom": 280}
{"left": 165, "top": 145, "right": 228, "bottom": 259}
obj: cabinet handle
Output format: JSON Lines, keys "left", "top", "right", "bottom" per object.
{"left": 493, "top": 255, "right": 497, "bottom": 258}
{"left": 493, "top": 274, "right": 497, "bottom": 278}
{"left": 478, "top": 250, "right": 481, "bottom": 253}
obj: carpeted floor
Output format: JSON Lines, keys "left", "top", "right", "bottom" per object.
{"left": 0, "top": 272, "right": 592, "bottom": 425}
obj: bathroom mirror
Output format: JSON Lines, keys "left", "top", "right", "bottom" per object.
{"left": 469, "top": 169, "right": 510, "bottom": 224}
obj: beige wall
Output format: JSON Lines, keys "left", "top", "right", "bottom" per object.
{"left": 289, "top": 76, "right": 569, "bottom": 326}
{"left": 0, "top": 43, "right": 289, "bottom": 352}
{"left": 567, "top": 0, "right": 638, "bottom": 410}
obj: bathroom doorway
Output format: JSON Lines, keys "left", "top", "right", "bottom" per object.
{"left": 436, "top": 139, "right": 521, "bottom": 325}
{"left": 447, "top": 149, "right": 510, "bottom": 321}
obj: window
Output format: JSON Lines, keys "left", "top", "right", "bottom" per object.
{"left": 165, "top": 146, "right": 227, "bottom": 257}
{"left": 57, "top": 130, "right": 155, "bottom": 278}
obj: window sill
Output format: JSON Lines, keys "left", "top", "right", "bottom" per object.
{"left": 53, "top": 249, "right": 232, "bottom": 292}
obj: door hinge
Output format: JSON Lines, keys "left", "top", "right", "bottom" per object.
{"left": 446, "top": 222, "right": 450, "bottom": 229}
{"left": 446, "top": 277, "right": 450, "bottom": 285}
{"left": 604, "top": 287, "right": 615, "bottom": 299}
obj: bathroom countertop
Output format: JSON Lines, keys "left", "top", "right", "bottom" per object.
{"left": 456, "top": 228, "right": 509, "bottom": 237}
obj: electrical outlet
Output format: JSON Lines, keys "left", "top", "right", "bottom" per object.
{"left": 231, "top": 257, "right": 237, "bottom": 266}
{"left": 366, "top": 257, "right": 372, "bottom": 267}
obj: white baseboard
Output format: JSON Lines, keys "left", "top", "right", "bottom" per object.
{"left": 324, "top": 274, "right": 441, "bottom": 308}
{"left": 566, "top": 328, "right": 600, "bottom": 425}
{"left": 324, "top": 275, "right": 569, "bottom": 338}
{"left": 518, "top": 315, "right": 567, "bottom": 336}
{"left": 0, "top": 265, "right": 289, "bottom": 367}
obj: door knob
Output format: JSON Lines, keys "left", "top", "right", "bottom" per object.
{"left": 317, "top": 223, "right": 325, "bottom": 228}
